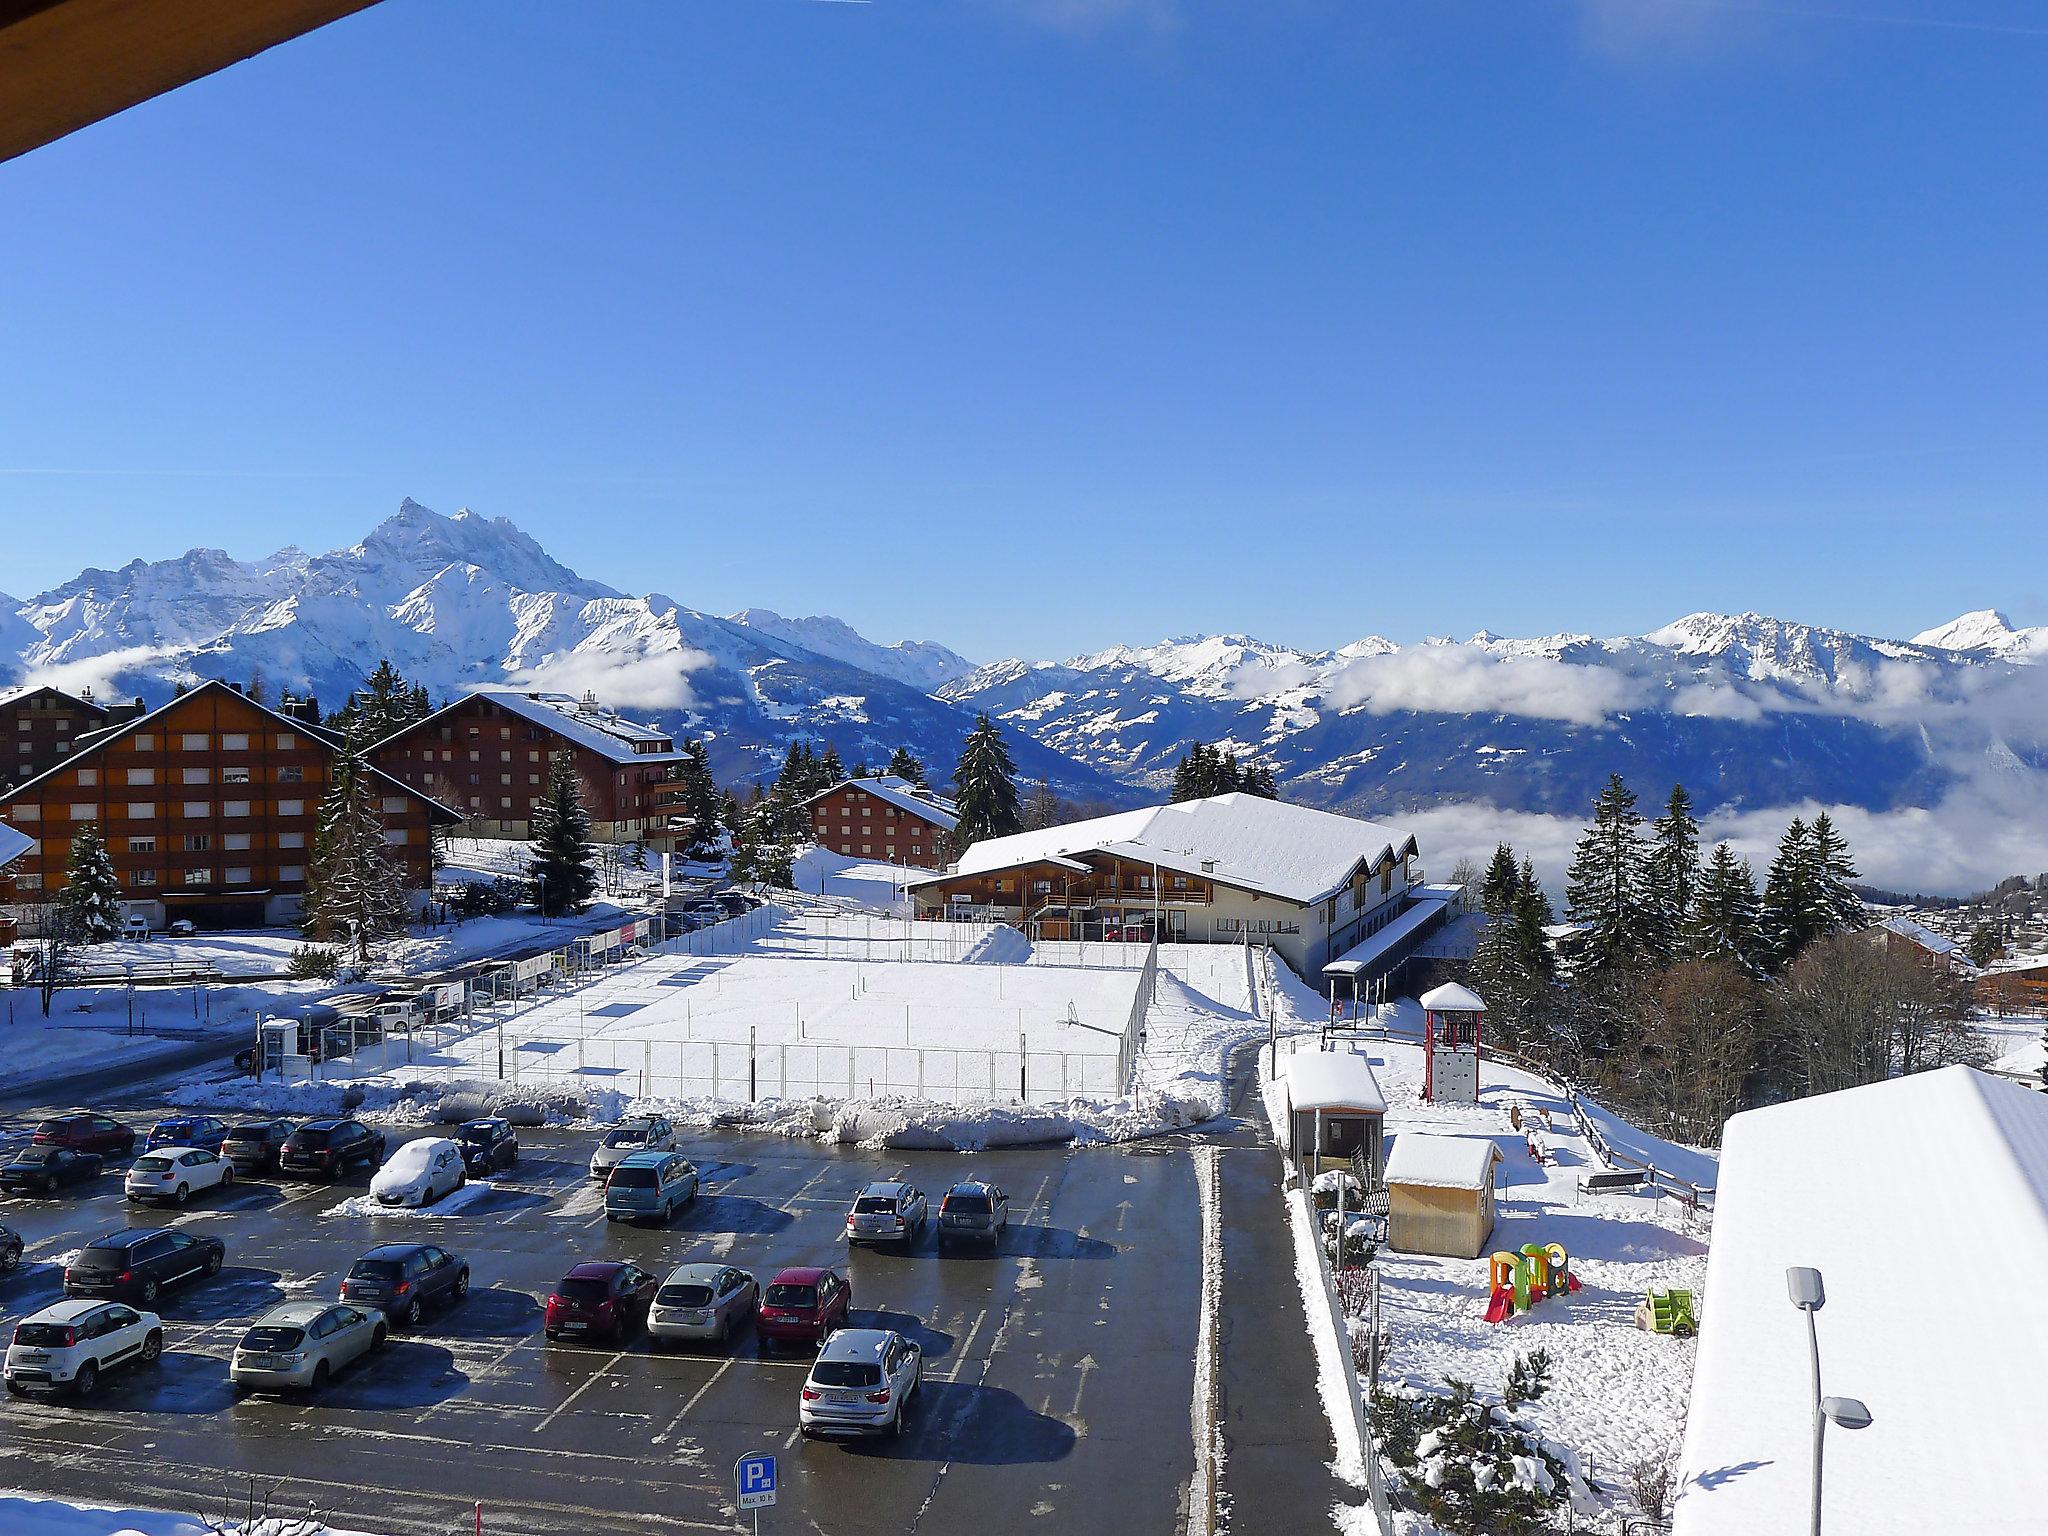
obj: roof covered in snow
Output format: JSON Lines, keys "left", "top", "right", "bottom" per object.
{"left": 804, "top": 775, "right": 960, "bottom": 831}
{"left": 0, "top": 819, "right": 31, "bottom": 870}
{"left": 920, "top": 793, "right": 1418, "bottom": 906}
{"left": 1324, "top": 896, "right": 1448, "bottom": 977}
{"left": 1283, "top": 1049, "right": 1387, "bottom": 1115}
{"left": 1382, "top": 1133, "right": 1502, "bottom": 1190}
{"left": 1419, "top": 981, "right": 1486, "bottom": 1012}
{"left": 1876, "top": 914, "right": 1957, "bottom": 955}
{"left": 1674, "top": 1067, "right": 2048, "bottom": 1536}
{"left": 450, "top": 687, "right": 682, "bottom": 764}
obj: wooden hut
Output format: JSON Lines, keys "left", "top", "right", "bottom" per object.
{"left": 1283, "top": 1049, "right": 1387, "bottom": 1181}
{"left": 1384, "top": 1133, "right": 1503, "bottom": 1258}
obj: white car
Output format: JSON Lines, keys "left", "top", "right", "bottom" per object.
{"left": 371, "top": 1137, "right": 465, "bottom": 1208}
{"left": 167, "top": 918, "right": 196, "bottom": 937}
{"left": 124, "top": 1146, "right": 234, "bottom": 1206}
{"left": 799, "top": 1327, "right": 923, "bottom": 1439}
{"left": 5, "top": 1299, "right": 163, "bottom": 1398}
{"left": 230, "top": 1301, "right": 385, "bottom": 1393}
{"left": 588, "top": 1115, "right": 677, "bottom": 1180}
{"left": 120, "top": 914, "right": 151, "bottom": 940}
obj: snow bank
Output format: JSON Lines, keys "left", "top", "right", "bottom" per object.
{"left": 0, "top": 1492, "right": 383, "bottom": 1536}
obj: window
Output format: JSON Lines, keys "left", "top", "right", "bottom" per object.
{"left": 69, "top": 802, "right": 94, "bottom": 820}
{"left": 276, "top": 799, "right": 303, "bottom": 817}
{"left": 276, "top": 733, "right": 296, "bottom": 751}
{"left": 54, "top": 718, "right": 70, "bottom": 734}
{"left": 529, "top": 774, "right": 540, "bottom": 786}
{"left": 126, "top": 768, "right": 155, "bottom": 786}
{"left": 278, "top": 831, "right": 304, "bottom": 849}
{"left": 500, "top": 728, "right": 511, "bottom": 740}
{"left": 225, "top": 867, "right": 252, "bottom": 886}
{"left": 223, "top": 767, "right": 250, "bottom": 784}
{"left": 386, "top": 829, "right": 410, "bottom": 845}
{"left": 223, "top": 800, "right": 250, "bottom": 818}
{"left": 133, "top": 734, "right": 155, "bottom": 751}
{"left": 382, "top": 796, "right": 406, "bottom": 813}
{"left": 75, "top": 769, "right": 97, "bottom": 787}
{"left": 279, "top": 864, "right": 304, "bottom": 882}
{"left": 500, "top": 774, "right": 511, "bottom": 786}
{"left": 16, "top": 873, "right": 41, "bottom": 890}
{"left": 184, "top": 869, "right": 212, "bottom": 886}
{"left": 222, "top": 734, "right": 248, "bottom": 751}
{"left": 223, "top": 832, "right": 251, "bottom": 851}
{"left": 182, "top": 800, "right": 208, "bottom": 818}
{"left": 500, "top": 750, "right": 511, "bottom": 762}
{"left": 181, "top": 733, "right": 208, "bottom": 751}
{"left": 279, "top": 766, "right": 302, "bottom": 783}
{"left": 128, "top": 836, "right": 156, "bottom": 853}
{"left": 182, "top": 768, "right": 210, "bottom": 785}
{"left": 10, "top": 804, "right": 36, "bottom": 821}
{"left": 126, "top": 802, "right": 152, "bottom": 819}
{"left": 468, "top": 750, "right": 480, "bottom": 762}
{"left": 133, "top": 869, "right": 157, "bottom": 887}
{"left": 183, "top": 834, "right": 212, "bottom": 852}
{"left": 12, "top": 718, "right": 25, "bottom": 731}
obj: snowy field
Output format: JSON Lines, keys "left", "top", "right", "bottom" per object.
{"left": 0, "top": 1492, "right": 381, "bottom": 1536}
{"left": 790, "top": 846, "right": 935, "bottom": 910}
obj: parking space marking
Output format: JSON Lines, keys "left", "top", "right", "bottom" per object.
{"left": 654, "top": 1356, "right": 731, "bottom": 1444}
{"left": 530, "top": 1347, "right": 626, "bottom": 1434}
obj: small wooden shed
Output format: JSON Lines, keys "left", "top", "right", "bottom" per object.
{"left": 1384, "top": 1133, "right": 1504, "bottom": 1259}
{"left": 1283, "top": 1049, "right": 1387, "bottom": 1181}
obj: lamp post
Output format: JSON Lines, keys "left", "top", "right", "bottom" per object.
{"left": 1786, "top": 1266, "right": 1873, "bottom": 1536}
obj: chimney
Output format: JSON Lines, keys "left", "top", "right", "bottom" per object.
{"left": 229, "top": 682, "right": 244, "bottom": 695}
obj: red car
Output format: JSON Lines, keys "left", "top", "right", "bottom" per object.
{"left": 757, "top": 1266, "right": 851, "bottom": 1349}
{"left": 544, "top": 1261, "right": 657, "bottom": 1343}
{"left": 31, "top": 1112, "right": 136, "bottom": 1158}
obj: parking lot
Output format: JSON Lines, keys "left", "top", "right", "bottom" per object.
{"left": 0, "top": 1112, "right": 1205, "bottom": 1535}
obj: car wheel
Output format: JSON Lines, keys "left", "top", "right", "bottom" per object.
{"left": 372, "top": 1323, "right": 388, "bottom": 1349}
{"left": 310, "top": 1360, "right": 331, "bottom": 1391}
{"left": 403, "top": 1296, "right": 424, "bottom": 1328}
{"left": 72, "top": 1361, "right": 98, "bottom": 1399}
{"left": 140, "top": 1331, "right": 163, "bottom": 1364}
{"left": 125, "top": 1191, "right": 141, "bottom": 1204}
{"left": 453, "top": 1268, "right": 470, "bottom": 1301}
{"left": 0, "top": 1243, "right": 19, "bottom": 1272}
{"left": 140, "top": 1278, "right": 160, "bottom": 1304}
{"left": 205, "top": 1251, "right": 223, "bottom": 1277}
{"left": 886, "top": 1402, "right": 903, "bottom": 1439}
{"left": 173, "top": 1183, "right": 190, "bottom": 1206}
{"left": 5, "top": 1382, "right": 25, "bottom": 1397}
{"left": 41, "top": 1177, "right": 56, "bottom": 1197}
{"left": 221, "top": 1166, "right": 234, "bottom": 1187}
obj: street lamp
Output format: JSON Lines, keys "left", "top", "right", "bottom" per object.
{"left": 1786, "top": 1266, "right": 1873, "bottom": 1536}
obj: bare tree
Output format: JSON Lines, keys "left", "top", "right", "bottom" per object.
{"left": 1605, "top": 958, "right": 1764, "bottom": 1145}
{"left": 1773, "top": 933, "right": 1987, "bottom": 1099}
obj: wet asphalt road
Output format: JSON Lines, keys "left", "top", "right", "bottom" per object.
{"left": 0, "top": 1115, "right": 1213, "bottom": 1536}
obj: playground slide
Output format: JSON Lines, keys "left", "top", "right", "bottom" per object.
{"left": 1483, "top": 1286, "right": 1514, "bottom": 1325}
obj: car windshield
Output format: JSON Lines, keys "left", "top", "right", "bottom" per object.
{"left": 765, "top": 1283, "right": 817, "bottom": 1309}
{"left": 225, "top": 1126, "right": 274, "bottom": 1143}
{"left": 658, "top": 1283, "right": 715, "bottom": 1308}
{"left": 15, "top": 1322, "right": 77, "bottom": 1347}
{"left": 10, "top": 1151, "right": 57, "bottom": 1166}
{"left": 155, "top": 1122, "right": 194, "bottom": 1136}
{"left": 602, "top": 1128, "right": 650, "bottom": 1148}
{"left": 132, "top": 1156, "right": 174, "bottom": 1174}
{"left": 241, "top": 1325, "right": 305, "bottom": 1352}
{"left": 348, "top": 1260, "right": 404, "bottom": 1282}
{"left": 946, "top": 1194, "right": 992, "bottom": 1214}
{"left": 853, "top": 1196, "right": 897, "bottom": 1214}
{"left": 70, "top": 1249, "right": 125, "bottom": 1272}
{"left": 34, "top": 1120, "right": 76, "bottom": 1136}
{"left": 810, "top": 1361, "right": 883, "bottom": 1389}
{"left": 459, "top": 1127, "right": 496, "bottom": 1145}
{"left": 555, "top": 1279, "right": 609, "bottom": 1305}
{"left": 293, "top": 1127, "right": 337, "bottom": 1146}
{"left": 608, "top": 1167, "right": 657, "bottom": 1189}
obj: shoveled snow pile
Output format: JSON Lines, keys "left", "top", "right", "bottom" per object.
{"left": 628, "top": 1088, "right": 1215, "bottom": 1151}
{"left": 168, "top": 1073, "right": 597, "bottom": 1128}
{"left": 0, "top": 1491, "right": 384, "bottom": 1536}
{"left": 325, "top": 1180, "right": 502, "bottom": 1220}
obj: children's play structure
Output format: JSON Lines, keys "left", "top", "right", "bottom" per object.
{"left": 1635, "top": 1288, "right": 1698, "bottom": 1337}
{"left": 1482, "top": 1240, "right": 1582, "bottom": 1323}
{"left": 1419, "top": 981, "right": 1485, "bottom": 1105}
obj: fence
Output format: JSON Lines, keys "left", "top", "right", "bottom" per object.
{"left": 1293, "top": 1183, "right": 1398, "bottom": 1536}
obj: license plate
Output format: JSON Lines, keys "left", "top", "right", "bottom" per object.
{"left": 16, "top": 1353, "right": 48, "bottom": 1364}
{"left": 243, "top": 1354, "right": 283, "bottom": 1369}
{"left": 560, "top": 1322, "right": 586, "bottom": 1332}
{"left": 828, "top": 1391, "right": 858, "bottom": 1405}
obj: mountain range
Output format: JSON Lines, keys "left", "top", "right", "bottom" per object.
{"left": 6, "top": 502, "right": 2048, "bottom": 891}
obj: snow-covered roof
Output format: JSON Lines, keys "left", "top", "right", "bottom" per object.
{"left": 1382, "top": 1133, "right": 1502, "bottom": 1191}
{"left": 1674, "top": 1067, "right": 2048, "bottom": 1536}
{"left": 1419, "top": 981, "right": 1486, "bottom": 1012}
{"left": 804, "top": 775, "right": 959, "bottom": 832}
{"left": 1283, "top": 1049, "right": 1387, "bottom": 1115}
{"left": 449, "top": 688, "right": 682, "bottom": 764}
{"left": 0, "top": 820, "right": 31, "bottom": 870}
{"left": 1323, "top": 896, "right": 1448, "bottom": 977}
{"left": 924, "top": 793, "right": 1418, "bottom": 906}
{"left": 1876, "top": 913, "right": 1957, "bottom": 955}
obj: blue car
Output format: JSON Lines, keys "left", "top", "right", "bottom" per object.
{"left": 145, "top": 1115, "right": 230, "bottom": 1153}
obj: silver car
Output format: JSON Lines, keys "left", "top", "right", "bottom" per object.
{"left": 799, "top": 1327, "right": 922, "bottom": 1439}
{"left": 230, "top": 1301, "right": 386, "bottom": 1394}
{"left": 648, "top": 1262, "right": 758, "bottom": 1347}
{"left": 845, "top": 1180, "right": 928, "bottom": 1246}
{"left": 588, "top": 1115, "right": 677, "bottom": 1180}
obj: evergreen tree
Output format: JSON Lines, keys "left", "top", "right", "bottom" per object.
{"left": 1479, "top": 845, "right": 1520, "bottom": 916}
{"left": 817, "top": 743, "right": 846, "bottom": 786}
{"left": 245, "top": 667, "right": 268, "bottom": 707}
{"left": 332, "top": 658, "right": 432, "bottom": 742}
{"left": 1240, "top": 760, "right": 1279, "bottom": 799}
{"left": 887, "top": 747, "right": 927, "bottom": 787}
{"left": 1683, "top": 843, "right": 1767, "bottom": 978}
{"left": 1564, "top": 774, "right": 1657, "bottom": 979}
{"left": 1965, "top": 921, "right": 2004, "bottom": 969}
{"left": 671, "top": 739, "right": 723, "bottom": 859}
{"left": 1647, "top": 784, "right": 1701, "bottom": 959}
{"left": 528, "top": 751, "right": 598, "bottom": 917}
{"left": 57, "top": 822, "right": 123, "bottom": 944}
{"left": 729, "top": 798, "right": 794, "bottom": 888}
{"left": 1810, "top": 813, "right": 1866, "bottom": 934}
{"left": 1514, "top": 858, "right": 1556, "bottom": 979}
{"left": 303, "top": 736, "right": 409, "bottom": 964}
{"left": 953, "top": 713, "right": 1022, "bottom": 847}
{"left": 1761, "top": 818, "right": 1828, "bottom": 968}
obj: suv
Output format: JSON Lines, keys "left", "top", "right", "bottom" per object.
{"left": 32, "top": 1112, "right": 135, "bottom": 1158}
{"left": 799, "top": 1328, "right": 923, "bottom": 1439}
{"left": 278, "top": 1119, "right": 387, "bottom": 1180}
{"left": 589, "top": 1115, "right": 677, "bottom": 1180}
{"left": 145, "top": 1115, "right": 229, "bottom": 1152}
{"left": 339, "top": 1243, "right": 470, "bottom": 1327}
{"left": 937, "top": 1180, "right": 1010, "bottom": 1252}
{"left": 221, "top": 1119, "right": 296, "bottom": 1175}
{"left": 845, "top": 1181, "right": 929, "bottom": 1247}
{"left": 5, "top": 1300, "right": 163, "bottom": 1399}
{"left": 65, "top": 1228, "right": 225, "bottom": 1305}
{"left": 603, "top": 1151, "right": 698, "bottom": 1225}
{"left": 457, "top": 1118, "right": 519, "bottom": 1174}
{"left": 0, "top": 1147, "right": 103, "bottom": 1197}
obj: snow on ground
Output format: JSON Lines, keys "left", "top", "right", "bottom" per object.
{"left": 790, "top": 847, "right": 933, "bottom": 911}
{"left": 0, "top": 1492, "right": 383, "bottom": 1536}
{"left": 1261, "top": 967, "right": 1713, "bottom": 1527}
{"left": 324, "top": 1180, "right": 505, "bottom": 1220}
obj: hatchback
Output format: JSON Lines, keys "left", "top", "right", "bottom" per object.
{"left": 230, "top": 1301, "right": 385, "bottom": 1393}
{"left": 648, "top": 1263, "right": 757, "bottom": 1347}
{"left": 0, "top": 1147, "right": 103, "bottom": 1196}
{"left": 65, "top": 1228, "right": 225, "bottom": 1306}
{"left": 370, "top": 1137, "right": 465, "bottom": 1208}
{"left": 339, "top": 1243, "right": 470, "bottom": 1326}
{"left": 278, "top": 1119, "right": 386, "bottom": 1179}
{"left": 846, "top": 1181, "right": 928, "bottom": 1247}
{"left": 457, "top": 1118, "right": 519, "bottom": 1174}
{"left": 544, "top": 1262, "right": 658, "bottom": 1343}
{"left": 799, "top": 1327, "right": 923, "bottom": 1439}
{"left": 937, "top": 1180, "right": 1010, "bottom": 1252}
{"left": 603, "top": 1150, "right": 698, "bottom": 1224}
{"left": 124, "top": 1147, "right": 234, "bottom": 1206}
{"left": 32, "top": 1111, "right": 135, "bottom": 1158}
{"left": 758, "top": 1266, "right": 851, "bottom": 1349}
{"left": 221, "top": 1119, "right": 296, "bottom": 1175}
{"left": 5, "top": 1300, "right": 163, "bottom": 1399}
{"left": 145, "top": 1115, "right": 229, "bottom": 1153}
{"left": 589, "top": 1116, "right": 677, "bottom": 1180}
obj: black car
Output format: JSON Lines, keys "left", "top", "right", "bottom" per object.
{"left": 0, "top": 1147, "right": 104, "bottom": 1197}
{"left": 456, "top": 1119, "right": 518, "bottom": 1175}
{"left": 65, "top": 1227, "right": 225, "bottom": 1305}
{"left": 278, "top": 1119, "right": 386, "bottom": 1180}
{"left": 0, "top": 1225, "right": 21, "bottom": 1272}
{"left": 221, "top": 1119, "right": 296, "bottom": 1175}
{"left": 338, "top": 1243, "right": 470, "bottom": 1326}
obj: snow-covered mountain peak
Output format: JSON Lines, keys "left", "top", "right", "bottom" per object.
{"left": 1912, "top": 608, "right": 2048, "bottom": 657}
{"left": 727, "top": 609, "right": 975, "bottom": 692}
{"left": 343, "top": 499, "right": 616, "bottom": 600}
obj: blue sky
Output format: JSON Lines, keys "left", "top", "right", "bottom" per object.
{"left": 2, "top": 0, "right": 2045, "bottom": 661}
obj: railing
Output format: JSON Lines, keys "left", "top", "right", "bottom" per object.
{"left": 1116, "top": 936, "right": 1160, "bottom": 1091}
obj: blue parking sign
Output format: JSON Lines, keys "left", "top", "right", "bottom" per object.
{"left": 735, "top": 1451, "right": 778, "bottom": 1512}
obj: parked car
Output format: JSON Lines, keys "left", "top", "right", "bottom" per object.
{"left": 339, "top": 1243, "right": 470, "bottom": 1326}
{"left": 370, "top": 1137, "right": 465, "bottom": 1208}
{"left": 456, "top": 1118, "right": 519, "bottom": 1175}
{"left": 648, "top": 1262, "right": 757, "bottom": 1348}
{"left": 937, "top": 1180, "right": 1010, "bottom": 1252}
{"left": 845, "top": 1181, "right": 928, "bottom": 1247}
{"left": 0, "top": 1225, "right": 21, "bottom": 1272}
{"left": 221, "top": 1119, "right": 296, "bottom": 1175}
{"left": 120, "top": 914, "right": 151, "bottom": 940}
{"left": 230, "top": 1301, "right": 385, "bottom": 1394}
{"left": 798, "top": 1327, "right": 923, "bottom": 1439}
{"left": 4, "top": 1299, "right": 163, "bottom": 1399}
{"left": 124, "top": 1147, "right": 234, "bottom": 1206}
{"left": 278, "top": 1119, "right": 387, "bottom": 1180}
{"left": 544, "top": 1261, "right": 658, "bottom": 1343}
{"left": 167, "top": 918, "right": 196, "bottom": 937}
{"left": 145, "top": 1115, "right": 230, "bottom": 1153}
{"left": 715, "top": 891, "right": 751, "bottom": 917}
{"left": 603, "top": 1150, "right": 698, "bottom": 1225}
{"left": 65, "top": 1227, "right": 225, "bottom": 1305}
{"left": 0, "top": 1147, "right": 104, "bottom": 1197}
{"left": 588, "top": 1115, "right": 677, "bottom": 1180}
{"left": 32, "top": 1111, "right": 135, "bottom": 1158}
{"left": 757, "top": 1266, "right": 851, "bottom": 1349}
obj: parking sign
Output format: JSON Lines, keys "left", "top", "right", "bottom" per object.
{"left": 735, "top": 1452, "right": 778, "bottom": 1511}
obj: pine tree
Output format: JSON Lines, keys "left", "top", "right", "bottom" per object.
{"left": 1761, "top": 818, "right": 1828, "bottom": 968}
{"left": 303, "top": 736, "right": 409, "bottom": 964}
{"left": 1240, "top": 760, "right": 1279, "bottom": 799}
{"left": 729, "top": 798, "right": 793, "bottom": 888}
{"left": 1683, "top": 843, "right": 1766, "bottom": 978}
{"left": 1647, "top": 784, "right": 1700, "bottom": 960}
{"left": 1810, "top": 813, "right": 1866, "bottom": 934}
{"left": 671, "top": 738, "right": 723, "bottom": 859}
{"left": 953, "top": 713, "right": 1022, "bottom": 847}
{"left": 57, "top": 822, "right": 123, "bottom": 944}
{"left": 1479, "top": 845, "right": 1520, "bottom": 916}
{"left": 528, "top": 751, "right": 598, "bottom": 917}
{"left": 1965, "top": 921, "right": 2004, "bottom": 969}
{"left": 1564, "top": 774, "right": 1657, "bottom": 979}
{"left": 817, "top": 744, "right": 846, "bottom": 786}
{"left": 1514, "top": 858, "right": 1555, "bottom": 979}
{"left": 887, "top": 747, "right": 927, "bottom": 787}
